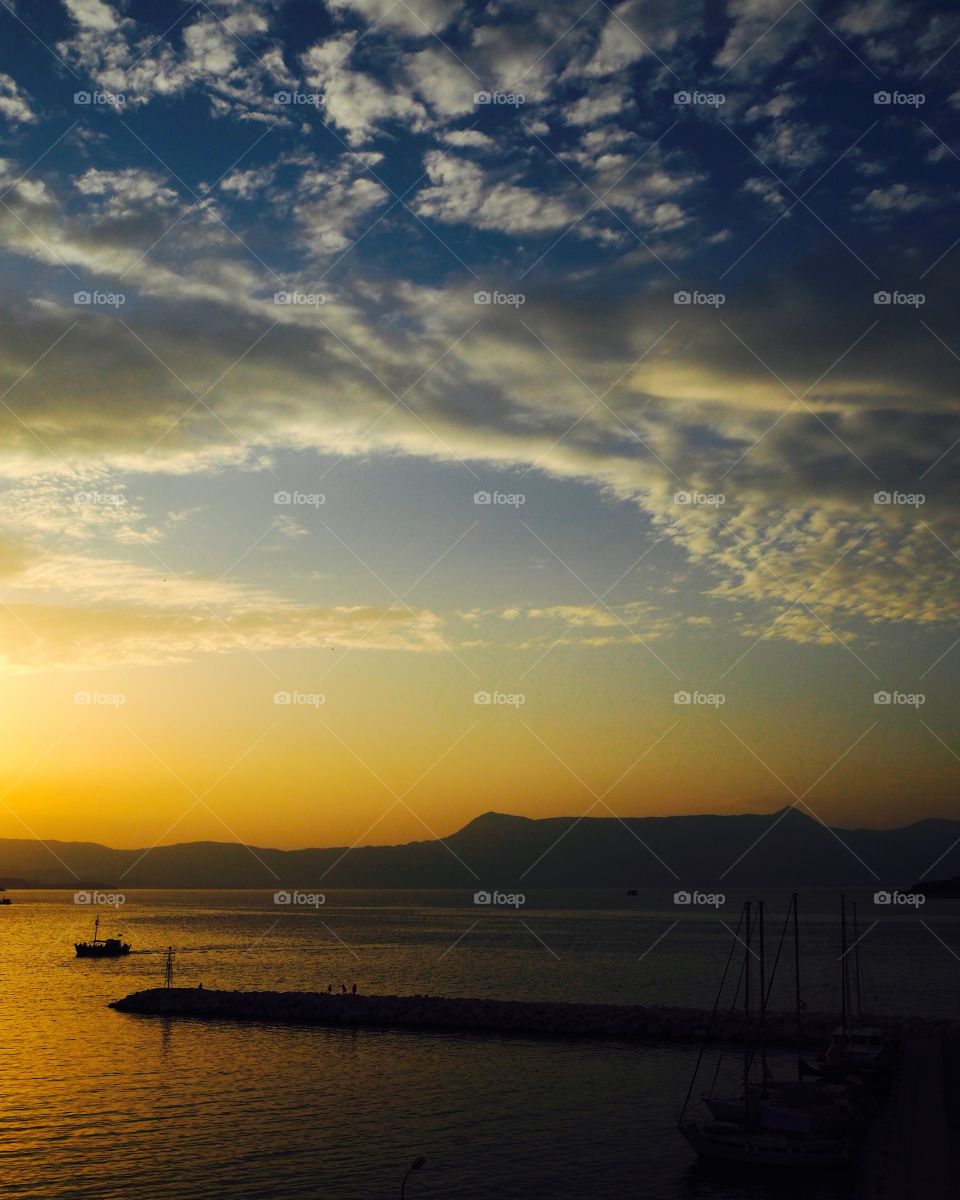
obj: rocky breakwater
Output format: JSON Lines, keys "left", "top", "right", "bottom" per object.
{"left": 106, "top": 988, "right": 926, "bottom": 1046}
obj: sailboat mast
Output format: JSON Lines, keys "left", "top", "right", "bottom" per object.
{"left": 743, "top": 899, "right": 751, "bottom": 1116}
{"left": 853, "top": 901, "right": 864, "bottom": 1018}
{"left": 840, "top": 894, "right": 848, "bottom": 1036}
{"left": 758, "top": 900, "right": 768, "bottom": 1087}
{"left": 793, "top": 893, "right": 802, "bottom": 1081}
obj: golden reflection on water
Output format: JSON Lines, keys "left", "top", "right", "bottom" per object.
{"left": 0, "top": 890, "right": 936, "bottom": 1199}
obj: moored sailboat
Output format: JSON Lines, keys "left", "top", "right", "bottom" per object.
{"left": 678, "top": 896, "right": 861, "bottom": 1168}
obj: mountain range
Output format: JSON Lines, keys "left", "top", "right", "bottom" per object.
{"left": 1, "top": 807, "right": 958, "bottom": 889}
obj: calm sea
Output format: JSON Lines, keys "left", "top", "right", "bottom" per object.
{"left": 1, "top": 888, "right": 956, "bottom": 1199}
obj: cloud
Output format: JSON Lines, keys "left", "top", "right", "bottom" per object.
{"left": 4, "top": 0, "right": 960, "bottom": 665}
{"left": 714, "top": 0, "right": 813, "bottom": 78}
{"left": 0, "top": 73, "right": 37, "bottom": 124}
{"left": 564, "top": 83, "right": 632, "bottom": 127}
{"left": 292, "top": 158, "right": 389, "bottom": 253}
{"left": 754, "top": 121, "right": 826, "bottom": 171}
{"left": 321, "top": 68, "right": 429, "bottom": 144}
{"left": 414, "top": 152, "right": 585, "bottom": 234}
{"left": 0, "top": 525, "right": 448, "bottom": 668}
{"left": 327, "top": 0, "right": 460, "bottom": 36}
{"left": 58, "top": 0, "right": 289, "bottom": 119}
{"left": 63, "top": 0, "right": 120, "bottom": 33}
{"left": 405, "top": 48, "right": 478, "bottom": 117}
{"left": 862, "top": 183, "right": 931, "bottom": 214}
{"left": 837, "top": 0, "right": 906, "bottom": 36}
{"left": 0, "top": 599, "right": 447, "bottom": 670}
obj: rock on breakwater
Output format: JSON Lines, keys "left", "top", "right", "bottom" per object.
{"left": 109, "top": 989, "right": 959, "bottom": 1046}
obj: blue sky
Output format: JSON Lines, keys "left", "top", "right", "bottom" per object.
{"left": 0, "top": 0, "right": 959, "bottom": 842}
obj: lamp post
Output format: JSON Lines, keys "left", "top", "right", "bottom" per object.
{"left": 400, "top": 1155, "right": 426, "bottom": 1198}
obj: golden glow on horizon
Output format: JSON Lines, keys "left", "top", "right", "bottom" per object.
{"left": 0, "top": 647, "right": 952, "bottom": 849}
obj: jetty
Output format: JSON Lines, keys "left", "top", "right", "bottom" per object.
{"left": 860, "top": 1034, "right": 960, "bottom": 1200}
{"left": 109, "top": 987, "right": 960, "bottom": 1048}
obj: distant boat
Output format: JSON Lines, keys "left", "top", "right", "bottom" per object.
{"left": 0, "top": 898, "right": 10, "bottom": 905}
{"left": 75, "top": 915, "right": 130, "bottom": 958}
{"left": 626, "top": 889, "right": 638, "bottom": 896}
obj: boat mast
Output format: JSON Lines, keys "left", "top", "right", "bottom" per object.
{"left": 758, "top": 900, "right": 768, "bottom": 1088}
{"left": 793, "top": 893, "right": 802, "bottom": 1081}
{"left": 840, "top": 894, "right": 848, "bottom": 1037}
{"left": 743, "top": 899, "right": 751, "bottom": 1119}
{"left": 852, "top": 901, "right": 864, "bottom": 1019}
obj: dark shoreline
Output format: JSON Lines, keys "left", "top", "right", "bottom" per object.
{"left": 110, "top": 988, "right": 960, "bottom": 1046}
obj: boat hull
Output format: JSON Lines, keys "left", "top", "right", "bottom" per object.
{"left": 75, "top": 943, "right": 130, "bottom": 957}
{"left": 679, "top": 1121, "right": 855, "bottom": 1167}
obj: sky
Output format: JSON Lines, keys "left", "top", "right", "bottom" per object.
{"left": 0, "top": 0, "right": 958, "bottom": 851}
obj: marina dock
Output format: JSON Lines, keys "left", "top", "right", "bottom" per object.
{"left": 861, "top": 1035, "right": 959, "bottom": 1200}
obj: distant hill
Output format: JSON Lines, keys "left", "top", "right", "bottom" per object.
{"left": 907, "top": 875, "right": 960, "bottom": 898}
{"left": 1, "top": 808, "right": 959, "bottom": 889}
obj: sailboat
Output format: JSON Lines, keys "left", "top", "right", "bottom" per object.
{"left": 678, "top": 897, "right": 860, "bottom": 1167}
{"left": 819, "top": 896, "right": 893, "bottom": 1084}
{"left": 75, "top": 914, "right": 131, "bottom": 958}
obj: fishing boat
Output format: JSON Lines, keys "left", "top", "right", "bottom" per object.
{"left": 678, "top": 897, "right": 860, "bottom": 1168}
{"left": 75, "top": 914, "right": 130, "bottom": 957}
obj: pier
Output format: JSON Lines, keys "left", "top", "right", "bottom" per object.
{"left": 110, "top": 987, "right": 960, "bottom": 1048}
{"left": 861, "top": 1035, "right": 960, "bottom": 1200}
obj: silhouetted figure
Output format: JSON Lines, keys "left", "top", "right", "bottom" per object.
{"left": 341, "top": 983, "right": 347, "bottom": 994}
{"left": 352, "top": 982, "right": 357, "bottom": 995}
{"left": 327, "top": 983, "right": 332, "bottom": 994}
{"left": 197, "top": 982, "right": 203, "bottom": 990}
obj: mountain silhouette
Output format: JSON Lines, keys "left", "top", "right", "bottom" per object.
{"left": 1, "top": 807, "right": 957, "bottom": 889}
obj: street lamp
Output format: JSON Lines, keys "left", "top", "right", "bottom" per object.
{"left": 400, "top": 1155, "right": 426, "bottom": 1198}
